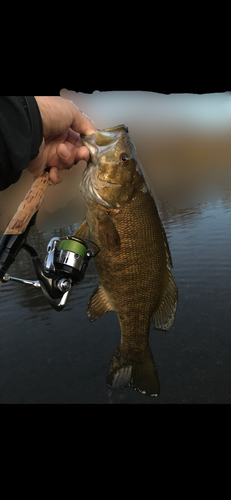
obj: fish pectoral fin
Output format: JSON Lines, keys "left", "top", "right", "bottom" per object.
{"left": 151, "top": 269, "right": 178, "bottom": 331}
{"left": 73, "top": 219, "right": 90, "bottom": 239}
{"left": 87, "top": 284, "right": 114, "bottom": 321}
{"left": 106, "top": 345, "right": 160, "bottom": 397}
{"left": 98, "top": 212, "right": 120, "bottom": 250}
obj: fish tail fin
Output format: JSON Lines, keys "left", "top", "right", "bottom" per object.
{"left": 106, "top": 345, "right": 160, "bottom": 397}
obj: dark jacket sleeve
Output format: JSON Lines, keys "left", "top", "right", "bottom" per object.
{"left": 0, "top": 96, "right": 43, "bottom": 191}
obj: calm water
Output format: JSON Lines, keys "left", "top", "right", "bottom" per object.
{"left": 0, "top": 187, "right": 230, "bottom": 404}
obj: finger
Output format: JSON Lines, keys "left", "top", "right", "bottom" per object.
{"left": 57, "top": 143, "right": 72, "bottom": 161}
{"left": 56, "top": 144, "right": 90, "bottom": 168}
{"left": 49, "top": 167, "right": 62, "bottom": 185}
{"left": 73, "top": 145, "right": 90, "bottom": 163}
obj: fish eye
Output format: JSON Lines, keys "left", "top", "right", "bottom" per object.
{"left": 120, "top": 153, "right": 130, "bottom": 165}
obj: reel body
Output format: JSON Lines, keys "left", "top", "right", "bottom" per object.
{"left": 1, "top": 232, "right": 99, "bottom": 311}
{"left": 45, "top": 237, "right": 91, "bottom": 284}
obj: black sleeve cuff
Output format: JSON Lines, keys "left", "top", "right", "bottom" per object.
{"left": 23, "top": 96, "right": 43, "bottom": 160}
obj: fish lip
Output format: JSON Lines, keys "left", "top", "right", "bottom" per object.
{"left": 81, "top": 131, "right": 120, "bottom": 164}
{"left": 81, "top": 132, "right": 97, "bottom": 159}
{"left": 80, "top": 131, "right": 96, "bottom": 141}
{"left": 80, "top": 124, "right": 128, "bottom": 142}
{"left": 83, "top": 142, "right": 98, "bottom": 160}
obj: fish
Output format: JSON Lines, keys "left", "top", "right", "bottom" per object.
{"left": 74, "top": 124, "right": 178, "bottom": 397}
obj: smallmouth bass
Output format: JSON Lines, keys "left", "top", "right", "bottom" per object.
{"left": 74, "top": 124, "right": 178, "bottom": 396}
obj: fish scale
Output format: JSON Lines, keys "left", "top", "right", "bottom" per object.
{"left": 110, "top": 196, "right": 165, "bottom": 350}
{"left": 75, "top": 125, "right": 178, "bottom": 396}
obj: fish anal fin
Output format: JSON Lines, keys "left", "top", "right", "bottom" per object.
{"left": 87, "top": 284, "right": 114, "bottom": 321}
{"left": 106, "top": 345, "right": 160, "bottom": 397}
{"left": 74, "top": 219, "right": 90, "bottom": 239}
{"left": 152, "top": 269, "right": 178, "bottom": 331}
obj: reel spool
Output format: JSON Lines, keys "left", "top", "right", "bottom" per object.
{"left": 44, "top": 236, "right": 99, "bottom": 285}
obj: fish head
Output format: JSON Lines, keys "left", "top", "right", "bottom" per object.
{"left": 80, "top": 125, "right": 145, "bottom": 209}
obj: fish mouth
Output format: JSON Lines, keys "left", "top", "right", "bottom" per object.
{"left": 80, "top": 125, "right": 129, "bottom": 208}
{"left": 81, "top": 124, "right": 129, "bottom": 164}
{"left": 81, "top": 135, "right": 118, "bottom": 165}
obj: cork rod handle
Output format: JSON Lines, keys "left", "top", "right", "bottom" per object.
{"left": 4, "top": 172, "right": 49, "bottom": 235}
{"left": 0, "top": 172, "right": 50, "bottom": 286}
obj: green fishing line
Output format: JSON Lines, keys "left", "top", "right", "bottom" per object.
{"left": 58, "top": 239, "right": 86, "bottom": 258}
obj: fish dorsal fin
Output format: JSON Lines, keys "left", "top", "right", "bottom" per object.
{"left": 88, "top": 285, "right": 114, "bottom": 321}
{"left": 151, "top": 269, "right": 178, "bottom": 331}
{"left": 74, "top": 219, "right": 90, "bottom": 239}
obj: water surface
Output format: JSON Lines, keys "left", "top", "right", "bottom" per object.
{"left": 0, "top": 190, "right": 230, "bottom": 404}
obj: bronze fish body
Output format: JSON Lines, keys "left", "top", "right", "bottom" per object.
{"left": 74, "top": 125, "right": 178, "bottom": 396}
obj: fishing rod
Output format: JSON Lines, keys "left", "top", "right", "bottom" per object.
{"left": 0, "top": 169, "right": 99, "bottom": 311}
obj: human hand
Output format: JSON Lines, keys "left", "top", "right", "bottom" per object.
{"left": 27, "top": 96, "right": 96, "bottom": 184}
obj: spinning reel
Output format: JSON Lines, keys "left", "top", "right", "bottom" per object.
{"left": 0, "top": 171, "right": 99, "bottom": 311}
{"left": 0, "top": 226, "right": 99, "bottom": 311}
